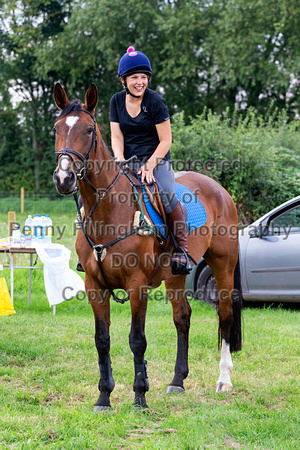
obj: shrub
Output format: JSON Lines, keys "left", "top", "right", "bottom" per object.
{"left": 171, "top": 108, "right": 300, "bottom": 223}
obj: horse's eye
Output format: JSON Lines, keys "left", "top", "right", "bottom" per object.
{"left": 52, "top": 127, "right": 57, "bottom": 135}
{"left": 87, "top": 128, "right": 93, "bottom": 135}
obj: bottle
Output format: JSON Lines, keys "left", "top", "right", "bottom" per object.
{"left": 40, "top": 215, "right": 47, "bottom": 244}
{"left": 24, "top": 215, "right": 33, "bottom": 247}
{"left": 20, "top": 234, "right": 26, "bottom": 247}
{"left": 11, "top": 225, "right": 21, "bottom": 247}
{"left": 32, "top": 214, "right": 41, "bottom": 242}
{"left": 35, "top": 215, "right": 45, "bottom": 245}
{"left": 44, "top": 215, "right": 53, "bottom": 244}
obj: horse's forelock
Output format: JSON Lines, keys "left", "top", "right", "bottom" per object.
{"left": 56, "top": 99, "right": 83, "bottom": 121}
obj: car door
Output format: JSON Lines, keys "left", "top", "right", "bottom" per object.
{"left": 244, "top": 204, "right": 300, "bottom": 301}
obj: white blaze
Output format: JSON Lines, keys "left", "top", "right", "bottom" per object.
{"left": 66, "top": 116, "right": 79, "bottom": 135}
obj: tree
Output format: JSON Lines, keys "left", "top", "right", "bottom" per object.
{"left": 37, "top": 0, "right": 165, "bottom": 138}
{"left": 0, "top": 0, "right": 73, "bottom": 191}
{"left": 210, "top": 0, "right": 300, "bottom": 116}
{"left": 40, "top": 0, "right": 299, "bottom": 119}
{"left": 1, "top": 0, "right": 299, "bottom": 195}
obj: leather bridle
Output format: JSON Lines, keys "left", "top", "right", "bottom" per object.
{"left": 54, "top": 107, "right": 122, "bottom": 197}
{"left": 55, "top": 107, "right": 98, "bottom": 182}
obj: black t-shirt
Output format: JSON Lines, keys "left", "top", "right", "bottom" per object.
{"left": 109, "top": 88, "right": 171, "bottom": 160}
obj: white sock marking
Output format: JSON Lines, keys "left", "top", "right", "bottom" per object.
{"left": 217, "top": 339, "right": 233, "bottom": 386}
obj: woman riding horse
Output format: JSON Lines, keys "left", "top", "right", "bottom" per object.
{"left": 110, "top": 46, "right": 191, "bottom": 274}
{"left": 53, "top": 80, "right": 242, "bottom": 411}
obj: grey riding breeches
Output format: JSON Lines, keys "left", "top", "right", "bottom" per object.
{"left": 128, "top": 158, "right": 178, "bottom": 214}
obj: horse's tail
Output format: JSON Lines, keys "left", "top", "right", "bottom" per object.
{"left": 230, "top": 255, "right": 243, "bottom": 352}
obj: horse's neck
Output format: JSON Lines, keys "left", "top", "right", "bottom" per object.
{"left": 87, "top": 138, "right": 118, "bottom": 189}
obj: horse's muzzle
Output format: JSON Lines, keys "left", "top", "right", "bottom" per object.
{"left": 53, "top": 167, "right": 76, "bottom": 195}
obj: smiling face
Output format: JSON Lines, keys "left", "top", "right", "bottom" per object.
{"left": 122, "top": 73, "right": 149, "bottom": 97}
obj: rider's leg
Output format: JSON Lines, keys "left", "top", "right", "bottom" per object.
{"left": 166, "top": 201, "right": 191, "bottom": 274}
{"left": 153, "top": 160, "right": 191, "bottom": 275}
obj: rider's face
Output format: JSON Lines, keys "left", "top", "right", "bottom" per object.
{"left": 123, "top": 73, "right": 149, "bottom": 97}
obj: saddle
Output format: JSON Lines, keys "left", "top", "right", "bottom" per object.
{"left": 132, "top": 172, "right": 166, "bottom": 219}
{"left": 144, "top": 180, "right": 187, "bottom": 223}
{"left": 130, "top": 170, "right": 187, "bottom": 240}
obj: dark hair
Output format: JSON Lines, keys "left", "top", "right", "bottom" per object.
{"left": 56, "top": 99, "right": 82, "bottom": 121}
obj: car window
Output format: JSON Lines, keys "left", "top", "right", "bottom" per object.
{"left": 269, "top": 205, "right": 300, "bottom": 234}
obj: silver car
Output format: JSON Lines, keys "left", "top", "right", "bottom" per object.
{"left": 186, "top": 196, "right": 300, "bottom": 305}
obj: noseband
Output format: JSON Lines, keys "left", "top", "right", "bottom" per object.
{"left": 55, "top": 107, "right": 98, "bottom": 181}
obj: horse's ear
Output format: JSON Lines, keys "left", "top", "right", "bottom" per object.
{"left": 85, "top": 83, "right": 98, "bottom": 112}
{"left": 54, "top": 83, "right": 70, "bottom": 110}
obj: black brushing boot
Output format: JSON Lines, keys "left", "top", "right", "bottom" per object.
{"left": 76, "top": 261, "right": 85, "bottom": 272}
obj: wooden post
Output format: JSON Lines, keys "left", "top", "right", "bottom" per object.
{"left": 8, "top": 211, "right": 16, "bottom": 236}
{"left": 21, "top": 187, "right": 24, "bottom": 213}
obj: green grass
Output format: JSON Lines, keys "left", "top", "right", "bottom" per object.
{"left": 0, "top": 193, "right": 77, "bottom": 217}
{"left": 0, "top": 207, "right": 300, "bottom": 449}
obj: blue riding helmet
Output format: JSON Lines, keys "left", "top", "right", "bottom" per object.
{"left": 118, "top": 47, "right": 152, "bottom": 78}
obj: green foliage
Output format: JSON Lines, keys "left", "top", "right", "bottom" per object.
{"left": 35, "top": 0, "right": 300, "bottom": 117}
{"left": 0, "top": 0, "right": 73, "bottom": 191}
{"left": 211, "top": 0, "right": 300, "bottom": 116}
{"left": 171, "top": 108, "right": 300, "bottom": 222}
{"left": 0, "top": 108, "right": 26, "bottom": 191}
{"left": 0, "top": 0, "right": 299, "bottom": 218}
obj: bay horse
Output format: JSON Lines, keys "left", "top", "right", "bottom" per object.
{"left": 53, "top": 83, "right": 242, "bottom": 411}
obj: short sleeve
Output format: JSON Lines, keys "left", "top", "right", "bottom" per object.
{"left": 109, "top": 94, "right": 119, "bottom": 123}
{"left": 149, "top": 91, "right": 170, "bottom": 125}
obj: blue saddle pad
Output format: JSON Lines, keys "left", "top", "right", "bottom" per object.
{"left": 142, "top": 182, "right": 207, "bottom": 238}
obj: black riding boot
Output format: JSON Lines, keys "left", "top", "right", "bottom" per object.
{"left": 166, "top": 201, "right": 192, "bottom": 275}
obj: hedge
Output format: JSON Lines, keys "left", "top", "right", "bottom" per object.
{"left": 171, "top": 108, "right": 300, "bottom": 224}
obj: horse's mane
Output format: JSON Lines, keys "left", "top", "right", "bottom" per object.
{"left": 56, "top": 99, "right": 83, "bottom": 121}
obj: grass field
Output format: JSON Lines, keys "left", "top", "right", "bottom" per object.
{"left": 0, "top": 207, "right": 299, "bottom": 449}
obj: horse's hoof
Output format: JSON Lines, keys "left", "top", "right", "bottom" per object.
{"left": 94, "top": 405, "right": 112, "bottom": 412}
{"left": 166, "top": 385, "right": 185, "bottom": 394}
{"left": 134, "top": 404, "right": 149, "bottom": 412}
{"left": 216, "top": 382, "right": 232, "bottom": 393}
{"left": 133, "top": 399, "right": 149, "bottom": 411}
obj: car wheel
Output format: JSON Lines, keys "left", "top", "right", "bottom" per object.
{"left": 195, "top": 265, "right": 218, "bottom": 308}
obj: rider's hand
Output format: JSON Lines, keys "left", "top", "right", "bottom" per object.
{"left": 138, "top": 162, "right": 156, "bottom": 183}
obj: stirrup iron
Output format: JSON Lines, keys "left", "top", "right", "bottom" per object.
{"left": 171, "top": 246, "right": 192, "bottom": 275}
